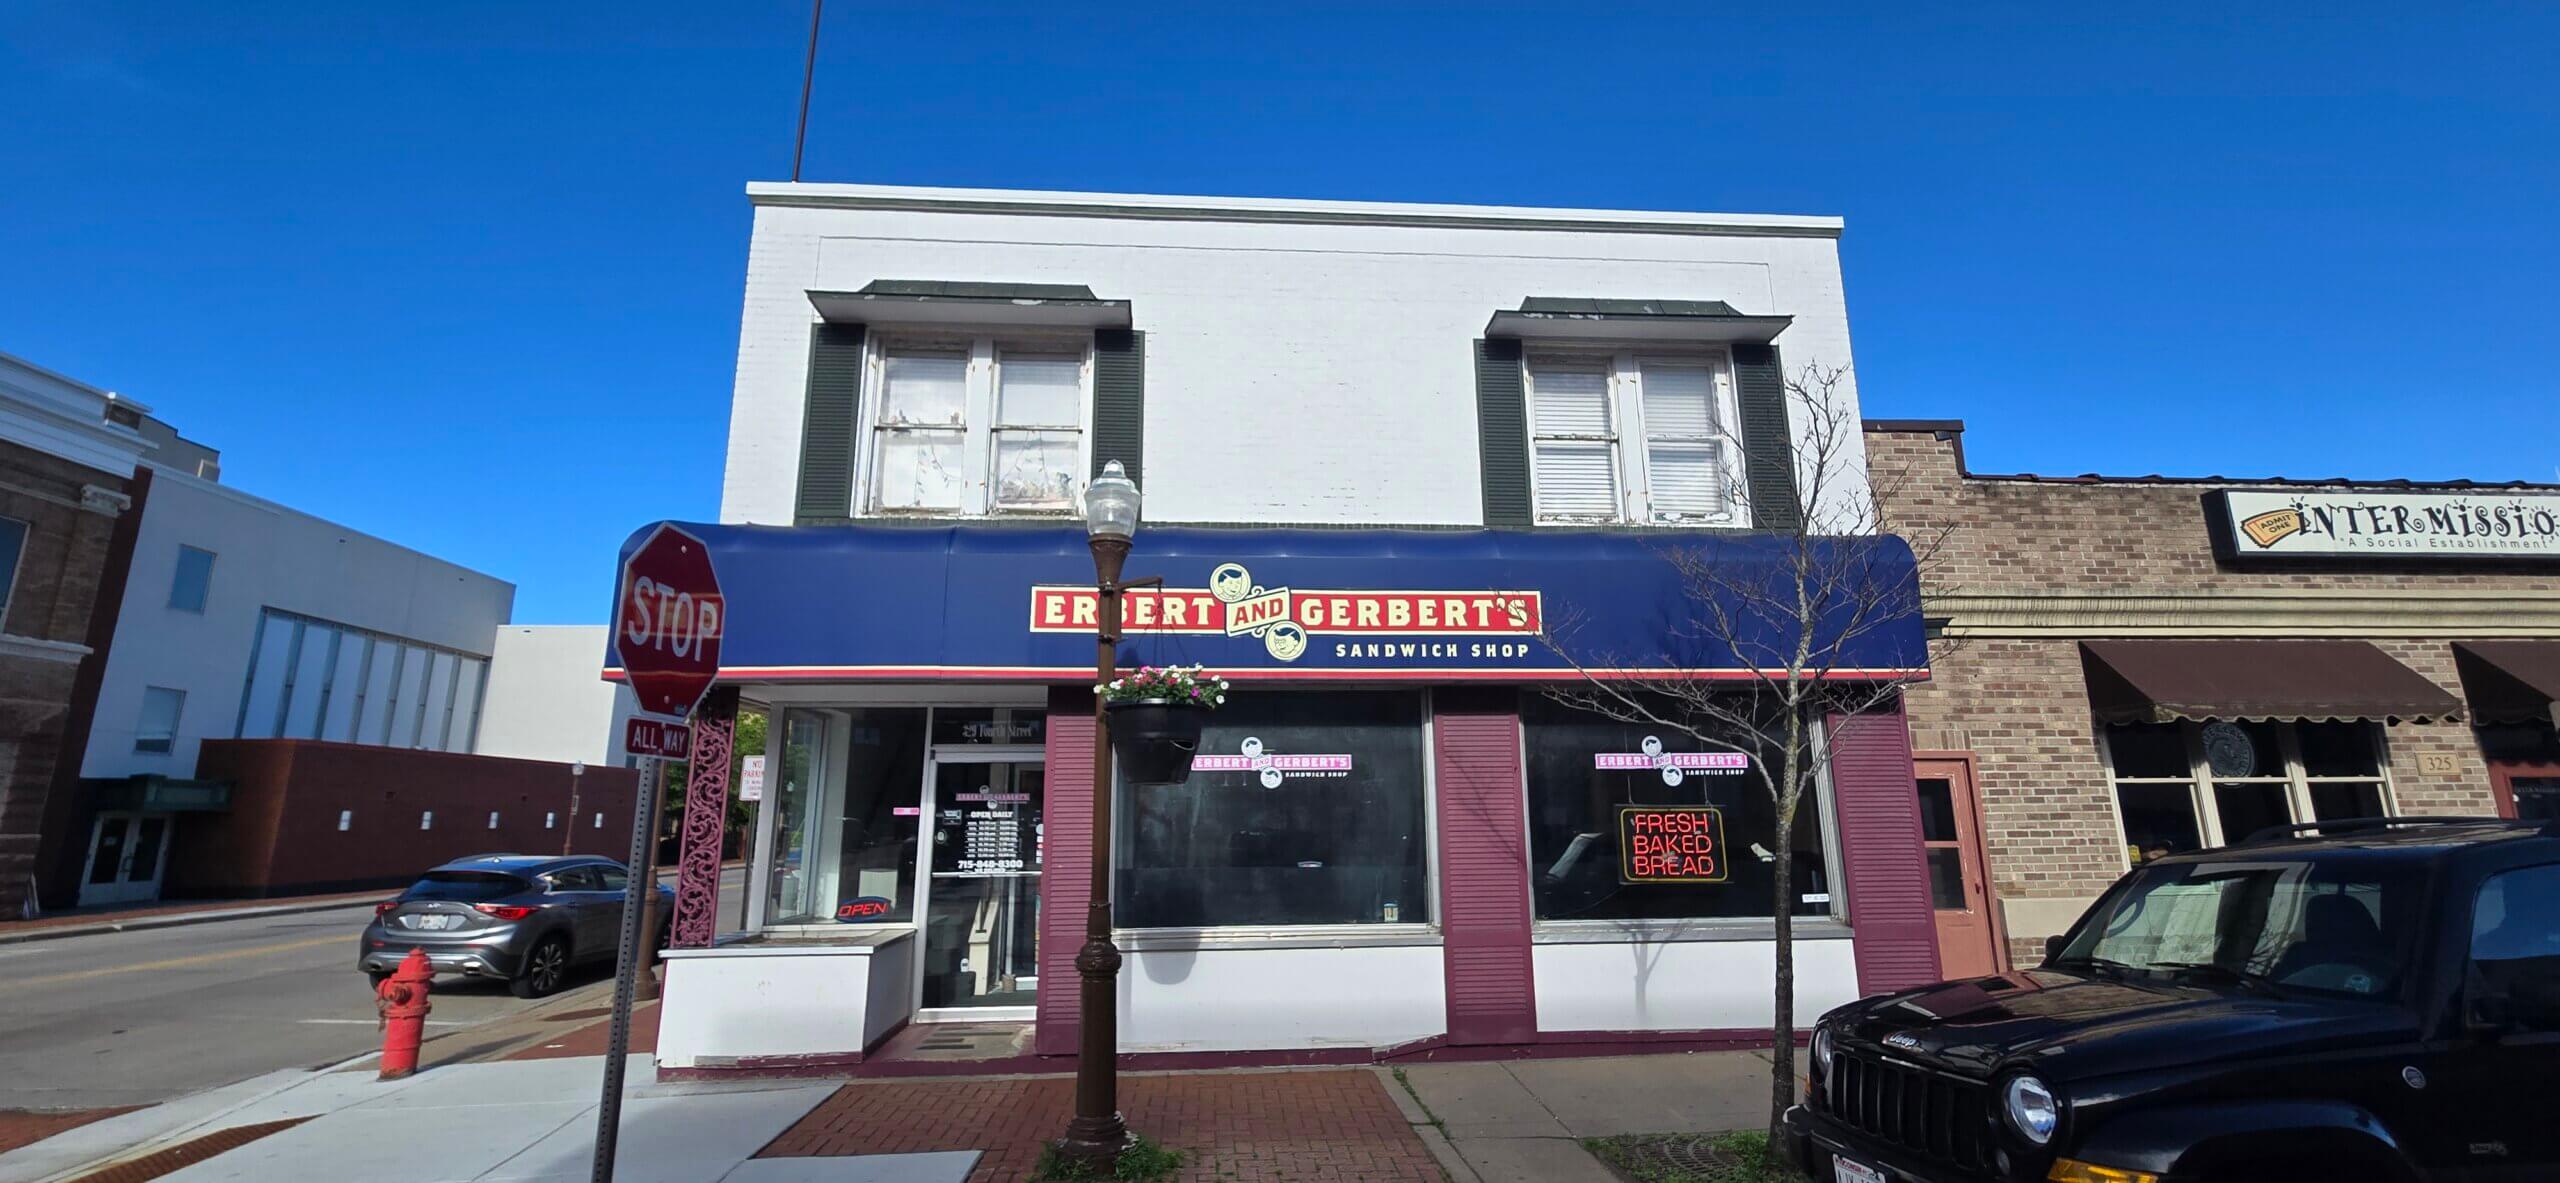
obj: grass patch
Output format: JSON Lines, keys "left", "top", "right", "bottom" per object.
{"left": 1583, "top": 1130, "right": 1806, "bottom": 1183}
{"left": 1390, "top": 1067, "right": 1451, "bottom": 1138}
{"left": 1029, "top": 1133, "right": 1185, "bottom": 1181}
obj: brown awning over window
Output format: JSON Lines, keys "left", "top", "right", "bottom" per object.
{"left": 2081, "top": 640, "right": 2465, "bottom": 725}
{"left": 2453, "top": 642, "right": 2560, "bottom": 727}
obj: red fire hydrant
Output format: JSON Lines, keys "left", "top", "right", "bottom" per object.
{"left": 375, "top": 949, "right": 434, "bottom": 1080}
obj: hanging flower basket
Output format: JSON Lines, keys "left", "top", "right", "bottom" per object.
{"left": 1101, "top": 666, "right": 1228, "bottom": 785}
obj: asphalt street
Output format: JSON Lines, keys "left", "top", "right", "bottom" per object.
{"left": 0, "top": 866, "right": 746, "bottom": 1110}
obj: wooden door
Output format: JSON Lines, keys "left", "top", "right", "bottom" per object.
{"left": 2490, "top": 758, "right": 2560, "bottom": 820}
{"left": 1912, "top": 754, "right": 2004, "bottom": 979}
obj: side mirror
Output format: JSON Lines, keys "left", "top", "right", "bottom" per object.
{"left": 2043, "top": 935, "right": 2068, "bottom": 962}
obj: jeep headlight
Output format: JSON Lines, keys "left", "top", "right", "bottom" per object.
{"left": 1811, "top": 1025, "right": 1834, "bottom": 1076}
{"left": 2004, "top": 1075, "right": 2059, "bottom": 1144}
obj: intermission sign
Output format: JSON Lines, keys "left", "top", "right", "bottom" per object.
{"left": 1617, "top": 806, "right": 1727, "bottom": 884}
{"left": 2208, "top": 490, "right": 2560, "bottom": 562}
{"left": 1032, "top": 560, "right": 1541, "bottom": 663}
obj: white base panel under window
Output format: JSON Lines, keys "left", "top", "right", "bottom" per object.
{"left": 1531, "top": 937, "right": 1859, "bottom": 1034}
{"left": 657, "top": 937, "right": 914, "bottom": 1070}
{"left": 1117, "top": 944, "right": 1445, "bottom": 1053}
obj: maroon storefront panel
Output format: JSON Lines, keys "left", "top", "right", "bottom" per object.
{"left": 672, "top": 688, "right": 739, "bottom": 949}
{"left": 1433, "top": 688, "right": 1537, "bottom": 1046}
{"left": 1828, "top": 700, "right": 1942, "bottom": 995}
{"left": 1034, "top": 685, "right": 1096, "bottom": 1057}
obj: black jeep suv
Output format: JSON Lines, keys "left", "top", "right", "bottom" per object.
{"left": 1786, "top": 817, "right": 2560, "bottom": 1183}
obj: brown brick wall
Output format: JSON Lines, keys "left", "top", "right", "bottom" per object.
{"left": 180, "top": 740, "right": 643, "bottom": 897}
{"left": 0, "top": 439, "right": 131, "bottom": 916}
{"left": 1871, "top": 425, "right": 2553, "bottom": 954}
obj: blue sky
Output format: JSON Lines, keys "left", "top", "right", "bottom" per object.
{"left": 4, "top": 3, "right": 2554, "bottom": 621}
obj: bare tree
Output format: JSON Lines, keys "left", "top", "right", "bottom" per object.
{"left": 1540, "top": 364, "right": 1956, "bottom": 1142}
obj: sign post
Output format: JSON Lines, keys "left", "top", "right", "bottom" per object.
{"left": 592, "top": 524, "right": 722, "bottom": 1183}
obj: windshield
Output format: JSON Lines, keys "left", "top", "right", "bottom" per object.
{"left": 403, "top": 871, "right": 530, "bottom": 902}
{"left": 2053, "top": 858, "right": 2423, "bottom": 999}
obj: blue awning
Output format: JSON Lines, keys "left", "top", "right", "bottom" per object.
{"left": 605, "top": 524, "right": 1927, "bottom": 685}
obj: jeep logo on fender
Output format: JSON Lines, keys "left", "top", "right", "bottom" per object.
{"left": 1029, "top": 561, "right": 1540, "bottom": 662}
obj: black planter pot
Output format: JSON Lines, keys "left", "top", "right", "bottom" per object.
{"left": 1107, "top": 699, "right": 1208, "bottom": 784}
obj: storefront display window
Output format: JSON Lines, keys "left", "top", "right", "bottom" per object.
{"left": 2104, "top": 719, "right": 2391, "bottom": 863}
{"left": 769, "top": 706, "right": 926, "bottom": 924}
{"left": 1522, "top": 696, "right": 1833, "bottom": 922}
{"left": 1117, "top": 691, "right": 1428, "bottom": 929}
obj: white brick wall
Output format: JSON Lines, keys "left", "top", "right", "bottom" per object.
{"left": 720, "top": 184, "right": 1868, "bottom": 527}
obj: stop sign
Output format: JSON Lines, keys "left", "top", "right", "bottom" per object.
{"left": 616, "top": 523, "right": 724, "bottom": 720}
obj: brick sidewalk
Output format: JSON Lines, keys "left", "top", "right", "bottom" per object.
{"left": 0, "top": 1107, "right": 139, "bottom": 1156}
{"left": 760, "top": 1070, "right": 1441, "bottom": 1182}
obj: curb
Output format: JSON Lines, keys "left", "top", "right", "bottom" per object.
{"left": 0, "top": 898, "right": 379, "bottom": 946}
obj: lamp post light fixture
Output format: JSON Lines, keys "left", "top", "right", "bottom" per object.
{"left": 1055, "top": 459, "right": 1147, "bottom": 1168}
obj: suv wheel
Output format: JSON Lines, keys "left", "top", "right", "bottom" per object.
{"left": 511, "top": 935, "right": 570, "bottom": 999}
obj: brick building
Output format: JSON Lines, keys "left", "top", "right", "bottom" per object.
{"left": 1868, "top": 419, "right": 2560, "bottom": 970}
{"left": 0, "top": 353, "right": 149, "bottom": 917}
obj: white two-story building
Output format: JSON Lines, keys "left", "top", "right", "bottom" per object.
{"left": 641, "top": 183, "right": 1940, "bottom": 1072}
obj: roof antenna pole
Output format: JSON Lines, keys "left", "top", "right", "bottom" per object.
{"left": 790, "top": 0, "right": 824, "bottom": 182}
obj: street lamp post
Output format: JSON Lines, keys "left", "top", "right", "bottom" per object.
{"left": 1055, "top": 460, "right": 1143, "bottom": 1168}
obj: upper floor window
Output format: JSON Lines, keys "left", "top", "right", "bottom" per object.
{"left": 169, "top": 545, "right": 216, "bottom": 613}
{"left": 1524, "top": 349, "right": 1745, "bottom": 526}
{"left": 0, "top": 516, "right": 28, "bottom": 630}
{"left": 136, "top": 686, "right": 185, "bottom": 754}
{"left": 236, "top": 609, "right": 488, "bottom": 753}
{"left": 863, "top": 333, "right": 1087, "bottom": 516}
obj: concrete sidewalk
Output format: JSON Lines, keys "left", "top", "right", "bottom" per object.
{"left": 0, "top": 1054, "right": 954, "bottom": 1183}
{"left": 1387, "top": 1049, "right": 1778, "bottom": 1182}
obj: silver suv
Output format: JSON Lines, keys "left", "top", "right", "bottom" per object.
{"left": 359, "top": 854, "right": 671, "bottom": 998}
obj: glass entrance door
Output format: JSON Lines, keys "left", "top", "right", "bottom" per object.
{"left": 79, "top": 812, "right": 170, "bottom": 907}
{"left": 920, "top": 758, "right": 1043, "bottom": 1013}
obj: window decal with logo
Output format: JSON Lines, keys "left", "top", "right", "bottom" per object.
{"left": 1190, "top": 736, "right": 1354, "bottom": 788}
{"left": 1030, "top": 560, "right": 1541, "bottom": 663}
{"left": 1594, "top": 736, "right": 1751, "bottom": 786}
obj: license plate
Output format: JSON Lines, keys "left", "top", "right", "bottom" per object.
{"left": 407, "top": 914, "right": 461, "bottom": 930}
{"left": 1833, "top": 1157, "right": 1886, "bottom": 1183}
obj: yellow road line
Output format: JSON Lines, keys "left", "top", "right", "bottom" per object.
{"left": 6, "top": 934, "right": 349, "bottom": 989}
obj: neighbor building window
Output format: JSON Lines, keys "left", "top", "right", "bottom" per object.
{"left": 1524, "top": 350, "right": 1745, "bottom": 526}
{"left": 169, "top": 545, "right": 216, "bottom": 613}
{"left": 2104, "top": 719, "right": 2392, "bottom": 863}
{"left": 235, "top": 609, "right": 488, "bottom": 751}
{"left": 864, "top": 334, "right": 1087, "bottom": 515}
{"left": 0, "top": 516, "right": 27, "bottom": 630}
{"left": 135, "top": 686, "right": 185, "bottom": 754}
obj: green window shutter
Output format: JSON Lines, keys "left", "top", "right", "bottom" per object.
{"left": 795, "top": 323, "right": 865, "bottom": 522}
{"left": 1091, "top": 329, "right": 1145, "bottom": 485}
{"left": 1474, "top": 338, "right": 1531, "bottom": 528}
{"left": 1731, "top": 342, "right": 1802, "bottom": 531}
